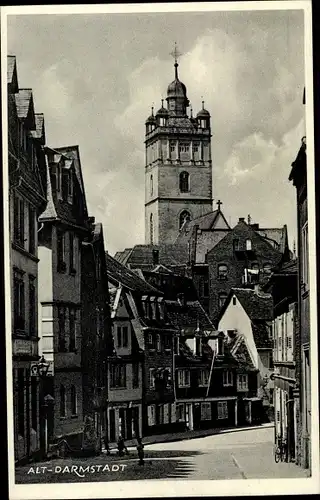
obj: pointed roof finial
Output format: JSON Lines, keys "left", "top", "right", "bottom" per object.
{"left": 247, "top": 214, "right": 251, "bottom": 225}
{"left": 202, "top": 100, "right": 205, "bottom": 110}
{"left": 151, "top": 104, "right": 154, "bottom": 116}
{"left": 216, "top": 200, "right": 222, "bottom": 211}
{"left": 190, "top": 106, "right": 193, "bottom": 118}
{"left": 161, "top": 98, "right": 164, "bottom": 108}
{"left": 170, "top": 42, "right": 182, "bottom": 79}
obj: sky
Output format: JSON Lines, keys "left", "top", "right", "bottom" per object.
{"left": 6, "top": 6, "right": 306, "bottom": 256}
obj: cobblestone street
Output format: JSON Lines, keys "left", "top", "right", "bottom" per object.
{"left": 15, "top": 426, "right": 310, "bottom": 483}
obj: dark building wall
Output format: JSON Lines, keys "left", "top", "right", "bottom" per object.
{"left": 207, "top": 220, "right": 282, "bottom": 325}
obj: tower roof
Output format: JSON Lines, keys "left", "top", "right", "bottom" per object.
{"left": 156, "top": 99, "right": 169, "bottom": 116}
{"left": 197, "top": 101, "right": 210, "bottom": 118}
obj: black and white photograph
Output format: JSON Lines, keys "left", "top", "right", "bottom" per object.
{"left": 2, "top": 1, "right": 319, "bottom": 499}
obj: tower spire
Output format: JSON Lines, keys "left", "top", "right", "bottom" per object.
{"left": 170, "top": 42, "right": 182, "bottom": 80}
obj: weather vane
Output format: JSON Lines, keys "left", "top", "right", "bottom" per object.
{"left": 170, "top": 42, "right": 182, "bottom": 64}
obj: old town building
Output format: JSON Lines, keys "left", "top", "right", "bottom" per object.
{"left": 207, "top": 218, "right": 287, "bottom": 326}
{"left": 37, "top": 145, "right": 92, "bottom": 449}
{"left": 289, "top": 90, "right": 310, "bottom": 470}
{"left": 144, "top": 54, "right": 213, "bottom": 245}
{"left": 81, "top": 220, "right": 114, "bottom": 452}
{"left": 105, "top": 253, "right": 176, "bottom": 439}
{"left": 218, "top": 287, "right": 274, "bottom": 421}
{"left": 263, "top": 259, "right": 298, "bottom": 462}
{"left": 8, "top": 55, "right": 48, "bottom": 463}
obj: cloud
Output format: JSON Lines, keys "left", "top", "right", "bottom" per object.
{"left": 7, "top": 12, "right": 305, "bottom": 255}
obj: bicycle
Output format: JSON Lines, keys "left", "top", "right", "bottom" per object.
{"left": 274, "top": 437, "right": 288, "bottom": 463}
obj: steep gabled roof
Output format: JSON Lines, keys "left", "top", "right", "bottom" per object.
{"left": 30, "top": 113, "right": 45, "bottom": 143}
{"left": 232, "top": 288, "right": 273, "bottom": 321}
{"left": 106, "top": 252, "right": 162, "bottom": 295}
{"left": 166, "top": 300, "right": 215, "bottom": 334}
{"left": 55, "top": 145, "right": 88, "bottom": 216}
{"left": 251, "top": 321, "right": 273, "bottom": 349}
{"left": 176, "top": 209, "right": 231, "bottom": 242}
{"left": 14, "top": 89, "right": 36, "bottom": 127}
{"left": 7, "top": 55, "right": 17, "bottom": 89}
{"left": 114, "top": 244, "right": 189, "bottom": 269}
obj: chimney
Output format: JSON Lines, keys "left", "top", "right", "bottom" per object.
{"left": 238, "top": 217, "right": 245, "bottom": 222}
{"left": 250, "top": 223, "right": 259, "bottom": 230}
{"left": 152, "top": 249, "right": 159, "bottom": 265}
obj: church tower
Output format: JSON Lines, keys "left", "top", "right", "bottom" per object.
{"left": 144, "top": 47, "right": 213, "bottom": 245}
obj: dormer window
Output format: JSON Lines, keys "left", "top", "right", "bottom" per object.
{"left": 159, "top": 117, "right": 166, "bottom": 127}
{"left": 200, "top": 119, "right": 206, "bottom": 129}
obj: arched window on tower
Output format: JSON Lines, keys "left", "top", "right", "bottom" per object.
{"left": 150, "top": 214, "right": 154, "bottom": 244}
{"left": 150, "top": 175, "right": 153, "bottom": 196}
{"left": 179, "top": 210, "right": 191, "bottom": 230}
{"left": 179, "top": 171, "right": 190, "bottom": 193}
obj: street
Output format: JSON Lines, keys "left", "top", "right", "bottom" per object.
{"left": 15, "top": 426, "right": 310, "bottom": 483}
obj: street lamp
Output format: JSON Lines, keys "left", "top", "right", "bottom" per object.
{"left": 35, "top": 355, "right": 52, "bottom": 458}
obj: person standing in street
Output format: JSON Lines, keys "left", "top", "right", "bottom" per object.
{"left": 136, "top": 437, "right": 145, "bottom": 465}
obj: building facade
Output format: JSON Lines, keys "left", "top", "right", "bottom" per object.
{"left": 263, "top": 260, "right": 298, "bottom": 463}
{"left": 37, "top": 145, "right": 91, "bottom": 448}
{"left": 207, "top": 218, "right": 286, "bottom": 326}
{"left": 289, "top": 111, "right": 311, "bottom": 470}
{"left": 8, "top": 56, "right": 48, "bottom": 463}
{"left": 81, "top": 221, "right": 113, "bottom": 451}
{"left": 144, "top": 56, "right": 213, "bottom": 245}
{"left": 218, "top": 287, "right": 274, "bottom": 421}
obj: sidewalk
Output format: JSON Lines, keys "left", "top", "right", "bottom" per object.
{"left": 106, "top": 422, "right": 274, "bottom": 452}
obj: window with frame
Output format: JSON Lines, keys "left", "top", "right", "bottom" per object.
{"left": 60, "top": 384, "right": 66, "bottom": 417}
{"left": 148, "top": 333, "right": 156, "bottom": 350}
{"left": 147, "top": 405, "right": 156, "bottom": 426}
{"left": 217, "top": 401, "right": 228, "bottom": 420}
{"left": 57, "top": 229, "right": 66, "bottom": 272}
{"left": 69, "top": 308, "right": 76, "bottom": 351}
{"left": 149, "top": 368, "right": 155, "bottom": 389}
{"left": 117, "top": 325, "right": 129, "bottom": 348}
{"left": 176, "top": 403, "right": 185, "bottom": 422}
{"left": 233, "top": 239, "right": 239, "bottom": 252}
{"left": 164, "top": 334, "right": 171, "bottom": 351}
{"left": 110, "top": 364, "right": 126, "bottom": 388}
{"left": 179, "top": 143, "right": 190, "bottom": 154}
{"left": 156, "top": 334, "right": 161, "bottom": 352}
{"left": 218, "top": 264, "right": 228, "bottom": 280}
{"left": 69, "top": 232, "right": 75, "bottom": 274}
{"left": 150, "top": 175, "right": 153, "bottom": 196}
{"left": 218, "top": 293, "right": 228, "bottom": 309}
{"left": 199, "top": 369, "right": 210, "bottom": 387}
{"left": 192, "top": 142, "right": 199, "bottom": 154}
{"left": 28, "top": 275, "right": 36, "bottom": 336}
{"left": 164, "top": 367, "right": 172, "bottom": 388}
{"left": 201, "top": 402, "right": 212, "bottom": 420}
{"left": 179, "top": 171, "right": 190, "bottom": 193}
{"left": 179, "top": 210, "right": 191, "bottom": 229}
{"left": 232, "top": 296, "right": 237, "bottom": 305}
{"left": 13, "top": 195, "right": 25, "bottom": 247}
{"left": 13, "top": 270, "right": 25, "bottom": 332}
{"left": 28, "top": 205, "right": 36, "bottom": 254}
{"left": 246, "top": 239, "right": 252, "bottom": 251}
{"left": 302, "top": 222, "right": 309, "bottom": 288}
{"left": 70, "top": 385, "right": 77, "bottom": 416}
{"left": 177, "top": 369, "right": 190, "bottom": 387}
{"left": 237, "top": 373, "right": 248, "bottom": 391}
{"left": 132, "top": 363, "right": 139, "bottom": 388}
{"left": 223, "top": 371, "right": 233, "bottom": 387}
{"left": 58, "top": 307, "right": 67, "bottom": 352}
